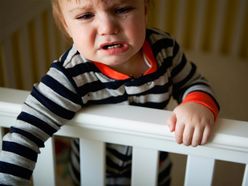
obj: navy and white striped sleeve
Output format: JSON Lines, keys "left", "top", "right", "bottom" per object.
{"left": 0, "top": 61, "right": 82, "bottom": 185}
{"left": 170, "top": 40, "right": 214, "bottom": 103}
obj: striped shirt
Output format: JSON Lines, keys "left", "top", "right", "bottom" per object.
{"left": 0, "top": 28, "right": 219, "bottom": 185}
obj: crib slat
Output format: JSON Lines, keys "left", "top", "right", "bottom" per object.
{"left": 19, "top": 26, "right": 34, "bottom": 90}
{"left": 230, "top": 0, "right": 247, "bottom": 56}
{"left": 1, "top": 38, "right": 17, "bottom": 88}
{"left": 175, "top": 0, "right": 187, "bottom": 44}
{"left": 131, "top": 147, "right": 159, "bottom": 186}
{"left": 47, "top": 12, "right": 57, "bottom": 61}
{"left": 192, "top": 0, "right": 207, "bottom": 51}
{"left": 211, "top": 0, "right": 227, "bottom": 53}
{"left": 157, "top": 0, "right": 167, "bottom": 30}
{"left": 34, "top": 14, "right": 47, "bottom": 80}
{"left": 243, "top": 165, "right": 248, "bottom": 186}
{"left": 184, "top": 155, "right": 214, "bottom": 186}
{"left": 33, "top": 138, "right": 56, "bottom": 186}
{"left": 80, "top": 138, "right": 105, "bottom": 186}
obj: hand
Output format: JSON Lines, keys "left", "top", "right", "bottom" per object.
{"left": 168, "top": 102, "right": 215, "bottom": 147}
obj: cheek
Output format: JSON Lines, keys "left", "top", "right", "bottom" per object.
{"left": 71, "top": 28, "right": 93, "bottom": 48}
{"left": 73, "top": 34, "right": 96, "bottom": 59}
{"left": 127, "top": 18, "right": 146, "bottom": 42}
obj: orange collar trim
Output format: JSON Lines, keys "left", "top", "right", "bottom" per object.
{"left": 93, "top": 41, "right": 157, "bottom": 80}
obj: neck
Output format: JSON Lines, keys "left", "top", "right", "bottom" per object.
{"left": 111, "top": 50, "right": 148, "bottom": 78}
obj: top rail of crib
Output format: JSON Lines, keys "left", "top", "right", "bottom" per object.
{"left": 0, "top": 87, "right": 248, "bottom": 165}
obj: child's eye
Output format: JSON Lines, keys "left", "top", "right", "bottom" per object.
{"left": 114, "top": 6, "right": 134, "bottom": 15}
{"left": 76, "top": 12, "right": 94, "bottom": 20}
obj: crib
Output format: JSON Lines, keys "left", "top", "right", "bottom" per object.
{"left": 0, "top": 87, "right": 248, "bottom": 186}
{"left": 0, "top": 0, "right": 248, "bottom": 185}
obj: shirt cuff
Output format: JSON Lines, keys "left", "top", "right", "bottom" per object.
{"left": 182, "top": 91, "right": 219, "bottom": 121}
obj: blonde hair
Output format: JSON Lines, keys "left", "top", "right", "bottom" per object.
{"left": 51, "top": 0, "right": 69, "bottom": 38}
{"left": 51, "top": 0, "right": 150, "bottom": 39}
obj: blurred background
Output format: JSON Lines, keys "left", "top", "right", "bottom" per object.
{"left": 0, "top": 0, "right": 247, "bottom": 185}
{"left": 0, "top": 0, "right": 247, "bottom": 90}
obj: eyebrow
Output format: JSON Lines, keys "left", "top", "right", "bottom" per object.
{"left": 68, "top": 0, "right": 135, "bottom": 13}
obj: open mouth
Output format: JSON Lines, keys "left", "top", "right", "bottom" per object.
{"left": 99, "top": 42, "right": 128, "bottom": 54}
{"left": 101, "top": 43, "right": 123, "bottom": 50}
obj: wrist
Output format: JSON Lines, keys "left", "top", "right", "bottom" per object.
{"left": 182, "top": 91, "right": 219, "bottom": 121}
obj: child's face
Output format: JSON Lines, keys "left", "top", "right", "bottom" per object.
{"left": 60, "top": 0, "right": 147, "bottom": 67}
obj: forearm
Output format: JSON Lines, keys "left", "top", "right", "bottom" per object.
{"left": 0, "top": 67, "right": 82, "bottom": 184}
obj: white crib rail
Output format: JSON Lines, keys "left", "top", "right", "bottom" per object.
{"left": 0, "top": 87, "right": 248, "bottom": 186}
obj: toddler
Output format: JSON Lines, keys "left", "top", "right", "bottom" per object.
{"left": 0, "top": 0, "right": 219, "bottom": 185}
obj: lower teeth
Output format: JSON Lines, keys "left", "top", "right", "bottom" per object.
{"left": 107, "top": 44, "right": 121, "bottom": 49}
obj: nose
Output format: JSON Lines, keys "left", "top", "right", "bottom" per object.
{"left": 97, "top": 14, "right": 120, "bottom": 36}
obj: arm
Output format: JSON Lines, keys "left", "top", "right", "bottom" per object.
{"left": 168, "top": 92, "right": 219, "bottom": 146}
{"left": 0, "top": 62, "right": 82, "bottom": 185}
{"left": 167, "top": 39, "right": 220, "bottom": 146}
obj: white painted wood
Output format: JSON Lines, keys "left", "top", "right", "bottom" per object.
{"left": 0, "top": 87, "right": 248, "bottom": 164}
{"left": 1, "top": 87, "right": 248, "bottom": 185}
{"left": 185, "top": 155, "right": 215, "bottom": 186}
{"left": 33, "top": 138, "right": 56, "bottom": 186}
{"left": 19, "top": 25, "right": 34, "bottom": 90}
{"left": 80, "top": 138, "right": 105, "bottom": 186}
{"left": 243, "top": 165, "right": 248, "bottom": 186}
{"left": 131, "top": 147, "right": 159, "bottom": 186}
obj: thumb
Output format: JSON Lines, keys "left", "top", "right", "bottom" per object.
{"left": 167, "top": 113, "right": 177, "bottom": 132}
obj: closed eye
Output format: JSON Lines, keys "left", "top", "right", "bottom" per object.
{"left": 76, "top": 12, "right": 94, "bottom": 20}
{"left": 114, "top": 6, "right": 135, "bottom": 15}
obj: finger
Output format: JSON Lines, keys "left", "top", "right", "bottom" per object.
{"left": 175, "top": 122, "right": 185, "bottom": 144}
{"left": 167, "top": 113, "right": 177, "bottom": 132}
{"left": 183, "top": 126, "right": 194, "bottom": 146}
{"left": 191, "top": 127, "right": 204, "bottom": 147}
{"left": 201, "top": 126, "right": 211, "bottom": 145}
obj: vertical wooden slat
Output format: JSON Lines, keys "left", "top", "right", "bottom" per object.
{"left": 19, "top": 25, "right": 34, "bottom": 90}
{"left": 1, "top": 38, "right": 17, "bottom": 88}
{"left": 230, "top": 0, "right": 247, "bottom": 56}
{"left": 157, "top": 0, "right": 167, "bottom": 30}
{"left": 47, "top": 11, "right": 57, "bottom": 62}
{"left": 175, "top": 0, "right": 187, "bottom": 44}
{"left": 34, "top": 14, "right": 47, "bottom": 80}
{"left": 192, "top": 0, "right": 207, "bottom": 51}
{"left": 33, "top": 138, "right": 56, "bottom": 186}
{"left": 80, "top": 138, "right": 105, "bottom": 186}
{"left": 211, "top": 0, "right": 228, "bottom": 53}
{"left": 131, "top": 147, "right": 159, "bottom": 186}
{"left": 184, "top": 155, "right": 215, "bottom": 186}
{"left": 243, "top": 165, "right": 248, "bottom": 186}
